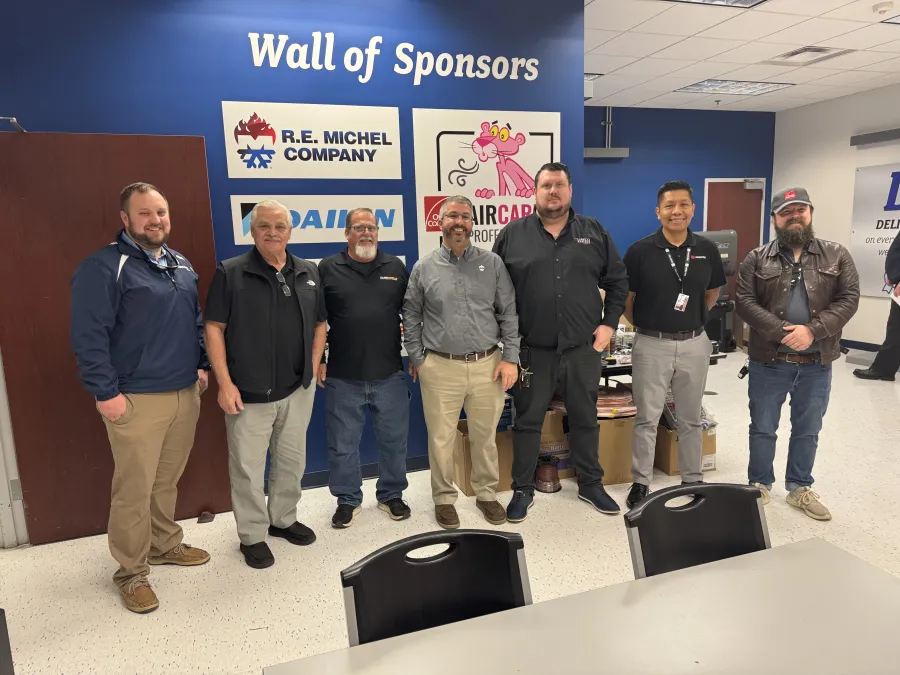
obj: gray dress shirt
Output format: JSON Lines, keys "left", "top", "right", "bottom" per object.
{"left": 403, "top": 244, "right": 520, "bottom": 367}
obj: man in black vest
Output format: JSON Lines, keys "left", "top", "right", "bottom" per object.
{"left": 854, "top": 233, "right": 900, "bottom": 381}
{"left": 205, "top": 200, "right": 327, "bottom": 570}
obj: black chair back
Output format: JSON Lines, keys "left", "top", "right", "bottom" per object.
{"left": 340, "top": 529, "right": 531, "bottom": 646}
{"left": 0, "top": 609, "right": 13, "bottom": 675}
{"left": 624, "top": 483, "right": 770, "bottom": 579}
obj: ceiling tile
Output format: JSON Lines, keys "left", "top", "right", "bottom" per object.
{"left": 611, "top": 57, "right": 698, "bottom": 83}
{"left": 822, "top": 0, "right": 899, "bottom": 23}
{"left": 805, "top": 49, "right": 896, "bottom": 69}
{"left": 635, "top": 91, "right": 715, "bottom": 108}
{"left": 668, "top": 60, "right": 745, "bottom": 80}
{"left": 721, "top": 63, "right": 800, "bottom": 80}
{"left": 868, "top": 71, "right": 900, "bottom": 84}
{"left": 869, "top": 40, "right": 900, "bottom": 53}
{"left": 756, "top": 0, "right": 861, "bottom": 17}
{"left": 588, "top": 31, "right": 682, "bottom": 58}
{"left": 583, "top": 0, "right": 672, "bottom": 32}
{"left": 698, "top": 10, "right": 808, "bottom": 40}
{"left": 584, "top": 29, "right": 622, "bottom": 52}
{"left": 817, "top": 23, "right": 900, "bottom": 49}
{"left": 860, "top": 56, "right": 900, "bottom": 71}
{"left": 715, "top": 41, "right": 805, "bottom": 63}
{"left": 586, "top": 74, "right": 639, "bottom": 97}
{"left": 584, "top": 54, "right": 641, "bottom": 75}
{"left": 810, "top": 68, "right": 889, "bottom": 84}
{"left": 650, "top": 36, "right": 746, "bottom": 61}
{"left": 758, "top": 17, "right": 869, "bottom": 43}
{"left": 590, "top": 89, "right": 662, "bottom": 107}
{"left": 615, "top": 80, "right": 679, "bottom": 96}
{"left": 765, "top": 66, "right": 844, "bottom": 83}
{"left": 630, "top": 3, "right": 744, "bottom": 37}
{"left": 783, "top": 83, "right": 841, "bottom": 97}
{"left": 676, "top": 94, "right": 751, "bottom": 108}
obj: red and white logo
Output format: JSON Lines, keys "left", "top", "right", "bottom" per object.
{"left": 424, "top": 196, "right": 448, "bottom": 232}
{"left": 784, "top": 189, "right": 796, "bottom": 201}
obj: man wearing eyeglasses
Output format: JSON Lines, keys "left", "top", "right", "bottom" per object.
{"left": 317, "top": 209, "right": 411, "bottom": 529}
{"left": 736, "top": 187, "right": 859, "bottom": 521}
{"left": 853, "top": 233, "right": 900, "bottom": 381}
{"left": 404, "top": 195, "right": 520, "bottom": 530}
{"left": 204, "top": 200, "right": 327, "bottom": 570}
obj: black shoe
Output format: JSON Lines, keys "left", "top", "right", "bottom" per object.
{"left": 378, "top": 498, "right": 411, "bottom": 521}
{"left": 268, "top": 521, "right": 317, "bottom": 546}
{"left": 506, "top": 490, "right": 534, "bottom": 523}
{"left": 332, "top": 504, "right": 361, "bottom": 529}
{"left": 853, "top": 367, "right": 895, "bottom": 381}
{"left": 626, "top": 483, "right": 650, "bottom": 509}
{"left": 240, "top": 542, "right": 274, "bottom": 569}
{"left": 578, "top": 485, "right": 620, "bottom": 515}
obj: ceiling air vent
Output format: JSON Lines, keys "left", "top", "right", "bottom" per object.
{"left": 762, "top": 46, "right": 854, "bottom": 67}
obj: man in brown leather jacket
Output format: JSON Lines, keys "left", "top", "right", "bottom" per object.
{"left": 736, "top": 187, "right": 859, "bottom": 521}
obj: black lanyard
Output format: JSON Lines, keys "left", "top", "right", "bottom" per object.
{"left": 665, "top": 247, "right": 691, "bottom": 291}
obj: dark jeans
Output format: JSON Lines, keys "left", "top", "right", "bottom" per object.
{"left": 872, "top": 299, "right": 900, "bottom": 375}
{"left": 511, "top": 344, "right": 605, "bottom": 494}
{"left": 325, "top": 371, "right": 409, "bottom": 507}
{"left": 748, "top": 360, "right": 832, "bottom": 492}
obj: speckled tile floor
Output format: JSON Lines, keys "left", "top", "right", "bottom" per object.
{"left": 1, "top": 354, "right": 898, "bottom": 675}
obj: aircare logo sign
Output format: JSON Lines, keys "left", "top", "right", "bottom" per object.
{"left": 223, "top": 101, "right": 401, "bottom": 179}
{"left": 231, "top": 195, "right": 405, "bottom": 245}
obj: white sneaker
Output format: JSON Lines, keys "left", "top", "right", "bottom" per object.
{"left": 750, "top": 482, "right": 770, "bottom": 505}
{"left": 786, "top": 487, "right": 832, "bottom": 521}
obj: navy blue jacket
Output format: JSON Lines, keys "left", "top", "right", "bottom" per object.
{"left": 71, "top": 231, "right": 208, "bottom": 401}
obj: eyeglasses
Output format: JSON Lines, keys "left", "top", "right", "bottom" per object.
{"left": 443, "top": 213, "right": 473, "bottom": 222}
{"left": 350, "top": 225, "right": 379, "bottom": 233}
{"left": 275, "top": 271, "right": 291, "bottom": 297}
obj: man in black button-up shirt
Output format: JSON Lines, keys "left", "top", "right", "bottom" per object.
{"left": 493, "top": 162, "right": 628, "bottom": 520}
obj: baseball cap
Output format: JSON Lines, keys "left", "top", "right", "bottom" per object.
{"left": 771, "top": 187, "right": 813, "bottom": 215}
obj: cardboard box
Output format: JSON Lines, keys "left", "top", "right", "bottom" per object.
{"left": 598, "top": 417, "right": 634, "bottom": 485}
{"left": 539, "top": 411, "right": 574, "bottom": 479}
{"left": 454, "top": 422, "right": 514, "bottom": 497}
{"left": 653, "top": 425, "right": 717, "bottom": 476}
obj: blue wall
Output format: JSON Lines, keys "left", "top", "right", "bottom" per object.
{"left": 583, "top": 106, "right": 776, "bottom": 251}
{"left": 2, "top": 0, "right": 584, "bottom": 474}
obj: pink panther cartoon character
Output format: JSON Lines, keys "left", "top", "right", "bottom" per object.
{"left": 472, "top": 121, "right": 535, "bottom": 199}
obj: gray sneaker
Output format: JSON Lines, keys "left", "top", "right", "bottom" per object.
{"left": 786, "top": 487, "right": 831, "bottom": 521}
{"left": 750, "top": 482, "right": 771, "bottom": 505}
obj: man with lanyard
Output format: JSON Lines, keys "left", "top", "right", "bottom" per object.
{"left": 493, "top": 162, "right": 629, "bottom": 521}
{"left": 622, "top": 181, "right": 725, "bottom": 509}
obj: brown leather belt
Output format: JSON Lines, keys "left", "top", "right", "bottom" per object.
{"left": 636, "top": 327, "right": 705, "bottom": 341}
{"left": 774, "top": 352, "right": 820, "bottom": 364}
{"left": 428, "top": 345, "right": 499, "bottom": 362}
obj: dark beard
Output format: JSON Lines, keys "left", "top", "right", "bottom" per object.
{"left": 442, "top": 225, "right": 470, "bottom": 242}
{"left": 536, "top": 203, "right": 570, "bottom": 220}
{"left": 775, "top": 220, "right": 814, "bottom": 249}
{"left": 126, "top": 221, "right": 168, "bottom": 249}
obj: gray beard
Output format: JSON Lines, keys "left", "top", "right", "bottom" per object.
{"left": 775, "top": 220, "right": 815, "bottom": 249}
{"left": 354, "top": 243, "right": 376, "bottom": 260}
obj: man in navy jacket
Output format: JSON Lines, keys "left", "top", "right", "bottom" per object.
{"left": 71, "top": 183, "right": 211, "bottom": 614}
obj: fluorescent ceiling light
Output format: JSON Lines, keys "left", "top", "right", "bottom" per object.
{"left": 676, "top": 79, "right": 793, "bottom": 95}
{"left": 882, "top": 14, "right": 900, "bottom": 24}
{"left": 660, "top": 0, "right": 770, "bottom": 7}
{"left": 584, "top": 73, "right": 603, "bottom": 81}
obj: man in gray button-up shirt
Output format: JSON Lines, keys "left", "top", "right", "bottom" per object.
{"left": 403, "top": 195, "right": 520, "bottom": 530}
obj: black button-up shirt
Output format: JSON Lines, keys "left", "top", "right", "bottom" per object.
{"left": 318, "top": 249, "right": 408, "bottom": 381}
{"left": 493, "top": 210, "right": 629, "bottom": 352}
{"left": 623, "top": 228, "right": 726, "bottom": 333}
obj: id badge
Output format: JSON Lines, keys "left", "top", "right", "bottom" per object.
{"left": 674, "top": 293, "right": 690, "bottom": 312}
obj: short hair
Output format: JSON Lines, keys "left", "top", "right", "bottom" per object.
{"left": 345, "top": 207, "right": 375, "bottom": 231}
{"left": 657, "top": 180, "right": 694, "bottom": 206}
{"left": 249, "top": 200, "right": 291, "bottom": 228}
{"left": 533, "top": 162, "right": 571, "bottom": 189}
{"left": 119, "top": 182, "right": 166, "bottom": 212}
{"left": 439, "top": 195, "right": 474, "bottom": 220}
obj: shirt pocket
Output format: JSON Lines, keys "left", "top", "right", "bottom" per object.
{"left": 813, "top": 263, "right": 841, "bottom": 298}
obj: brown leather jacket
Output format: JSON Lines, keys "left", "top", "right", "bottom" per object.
{"left": 735, "top": 238, "right": 859, "bottom": 364}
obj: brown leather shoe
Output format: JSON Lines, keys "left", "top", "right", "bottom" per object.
{"left": 120, "top": 577, "right": 159, "bottom": 614}
{"left": 476, "top": 500, "right": 507, "bottom": 525}
{"left": 147, "top": 543, "right": 210, "bottom": 566}
{"left": 435, "top": 504, "right": 460, "bottom": 529}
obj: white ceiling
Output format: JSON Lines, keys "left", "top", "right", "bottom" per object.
{"left": 583, "top": 0, "right": 900, "bottom": 111}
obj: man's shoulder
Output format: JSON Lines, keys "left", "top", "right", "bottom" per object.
{"left": 379, "top": 252, "right": 407, "bottom": 270}
{"left": 813, "top": 238, "right": 850, "bottom": 255}
{"left": 77, "top": 243, "right": 125, "bottom": 276}
{"left": 412, "top": 249, "right": 441, "bottom": 270}
{"left": 469, "top": 245, "right": 502, "bottom": 263}
{"left": 626, "top": 232, "right": 656, "bottom": 254}
{"left": 691, "top": 233, "right": 722, "bottom": 256}
{"left": 220, "top": 250, "right": 254, "bottom": 271}
{"left": 291, "top": 255, "right": 320, "bottom": 278}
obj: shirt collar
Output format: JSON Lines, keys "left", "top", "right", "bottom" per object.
{"left": 121, "top": 230, "right": 173, "bottom": 266}
{"left": 251, "top": 245, "right": 293, "bottom": 272}
{"left": 654, "top": 228, "right": 695, "bottom": 249}
{"left": 439, "top": 241, "right": 471, "bottom": 261}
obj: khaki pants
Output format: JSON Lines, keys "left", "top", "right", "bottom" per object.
{"left": 102, "top": 384, "right": 201, "bottom": 589}
{"left": 419, "top": 350, "right": 505, "bottom": 504}
{"left": 225, "top": 384, "right": 316, "bottom": 546}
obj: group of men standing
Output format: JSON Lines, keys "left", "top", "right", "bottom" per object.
{"left": 71, "top": 170, "right": 868, "bottom": 614}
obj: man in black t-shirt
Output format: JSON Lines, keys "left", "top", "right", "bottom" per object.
{"left": 318, "top": 208, "right": 411, "bottom": 529}
{"left": 623, "top": 181, "right": 726, "bottom": 509}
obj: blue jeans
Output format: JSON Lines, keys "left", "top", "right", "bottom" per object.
{"left": 325, "top": 371, "right": 409, "bottom": 507}
{"left": 747, "top": 360, "right": 832, "bottom": 492}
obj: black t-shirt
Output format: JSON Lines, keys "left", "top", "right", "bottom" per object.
{"left": 318, "top": 249, "right": 408, "bottom": 382}
{"left": 624, "top": 229, "right": 726, "bottom": 333}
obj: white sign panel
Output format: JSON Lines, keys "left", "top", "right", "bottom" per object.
{"left": 850, "top": 163, "right": 900, "bottom": 297}
{"left": 412, "top": 108, "right": 560, "bottom": 258}
{"left": 222, "top": 101, "right": 401, "bottom": 179}
{"left": 231, "top": 195, "right": 405, "bottom": 245}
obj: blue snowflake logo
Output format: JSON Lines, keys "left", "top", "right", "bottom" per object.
{"left": 237, "top": 145, "right": 275, "bottom": 169}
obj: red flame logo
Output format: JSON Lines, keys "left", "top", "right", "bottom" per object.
{"left": 234, "top": 113, "right": 276, "bottom": 145}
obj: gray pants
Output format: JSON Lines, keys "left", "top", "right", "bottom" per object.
{"left": 631, "top": 331, "right": 712, "bottom": 485}
{"left": 225, "top": 384, "right": 316, "bottom": 545}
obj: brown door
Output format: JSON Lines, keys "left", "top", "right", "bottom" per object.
{"left": 0, "top": 132, "right": 231, "bottom": 545}
{"left": 707, "top": 180, "right": 765, "bottom": 348}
